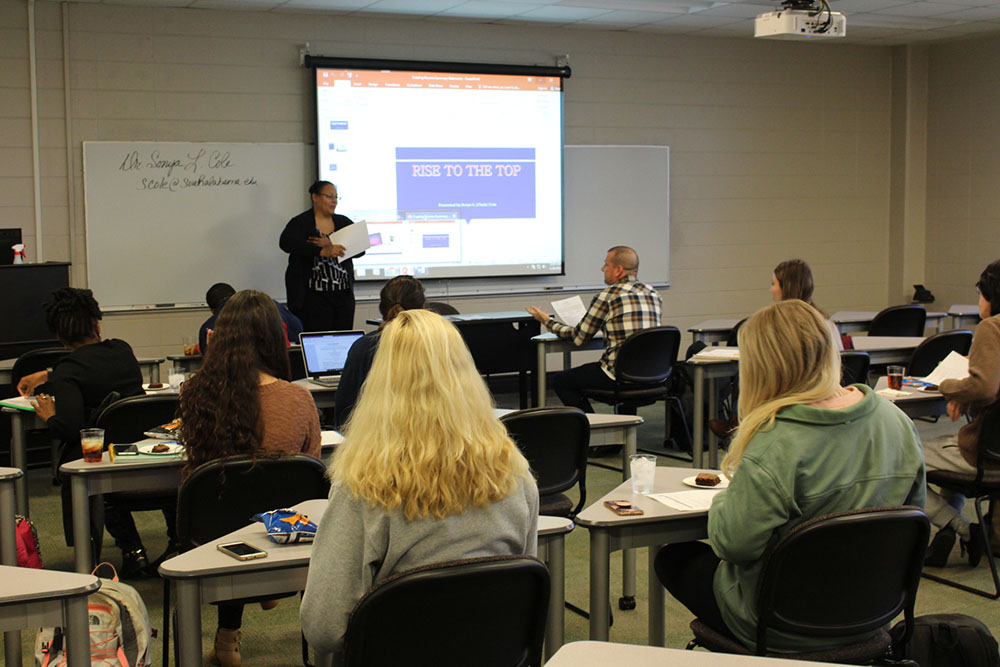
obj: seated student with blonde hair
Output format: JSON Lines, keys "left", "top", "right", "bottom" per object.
{"left": 656, "top": 299, "right": 924, "bottom": 653}
{"left": 301, "top": 309, "right": 539, "bottom": 660}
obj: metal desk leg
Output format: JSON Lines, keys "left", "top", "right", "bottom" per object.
{"left": 1, "top": 480, "right": 19, "bottom": 667}
{"left": 588, "top": 529, "right": 611, "bottom": 641}
{"left": 536, "top": 344, "right": 547, "bottom": 407}
{"left": 707, "top": 375, "right": 719, "bottom": 469}
{"left": 63, "top": 596, "right": 91, "bottom": 667}
{"left": 543, "top": 536, "right": 565, "bottom": 659}
{"left": 70, "top": 477, "right": 91, "bottom": 573}
{"left": 10, "top": 411, "right": 28, "bottom": 516}
{"left": 621, "top": 428, "right": 637, "bottom": 609}
{"left": 692, "top": 365, "right": 705, "bottom": 468}
{"left": 648, "top": 545, "right": 666, "bottom": 646}
{"left": 150, "top": 364, "right": 160, "bottom": 383}
{"left": 175, "top": 579, "right": 203, "bottom": 667}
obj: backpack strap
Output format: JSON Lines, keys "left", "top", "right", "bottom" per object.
{"left": 92, "top": 561, "right": 120, "bottom": 582}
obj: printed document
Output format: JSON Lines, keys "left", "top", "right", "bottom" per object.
{"left": 921, "top": 351, "right": 970, "bottom": 386}
{"left": 551, "top": 295, "right": 587, "bottom": 327}
{"left": 329, "top": 221, "right": 371, "bottom": 261}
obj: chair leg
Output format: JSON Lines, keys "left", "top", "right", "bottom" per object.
{"left": 686, "top": 637, "right": 700, "bottom": 650}
{"left": 921, "top": 494, "right": 1000, "bottom": 599}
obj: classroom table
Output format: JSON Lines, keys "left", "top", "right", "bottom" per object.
{"left": 60, "top": 433, "right": 343, "bottom": 573}
{"left": 873, "top": 377, "right": 948, "bottom": 420}
{"left": 830, "top": 311, "right": 946, "bottom": 335}
{"left": 687, "top": 319, "right": 739, "bottom": 345}
{"left": 0, "top": 565, "right": 100, "bottom": 667}
{"left": 949, "top": 304, "right": 980, "bottom": 330}
{"left": 293, "top": 378, "right": 337, "bottom": 409}
{"left": 533, "top": 332, "right": 605, "bottom": 407}
{"left": 545, "top": 640, "right": 854, "bottom": 666}
{"left": 686, "top": 337, "right": 924, "bottom": 468}
{"left": 0, "top": 355, "right": 166, "bottom": 386}
{"left": 575, "top": 466, "right": 714, "bottom": 645}
{"left": 159, "top": 499, "right": 574, "bottom": 665}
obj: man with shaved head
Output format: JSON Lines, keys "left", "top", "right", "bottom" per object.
{"left": 527, "top": 245, "right": 661, "bottom": 412}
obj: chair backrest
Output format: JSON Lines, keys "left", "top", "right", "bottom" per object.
{"left": 288, "top": 346, "right": 307, "bottom": 381}
{"left": 615, "top": 326, "right": 681, "bottom": 386}
{"left": 176, "top": 454, "right": 330, "bottom": 550}
{"left": 11, "top": 347, "right": 68, "bottom": 388}
{"left": 96, "top": 394, "right": 180, "bottom": 445}
{"left": 424, "top": 301, "right": 460, "bottom": 316}
{"left": 907, "top": 329, "right": 973, "bottom": 378}
{"left": 840, "top": 351, "right": 871, "bottom": 387}
{"left": 726, "top": 318, "right": 748, "bottom": 347}
{"left": 755, "top": 506, "right": 929, "bottom": 655}
{"left": 867, "top": 305, "right": 927, "bottom": 337}
{"left": 344, "top": 555, "right": 550, "bottom": 667}
{"left": 974, "top": 401, "right": 1000, "bottom": 473}
{"left": 500, "top": 407, "right": 590, "bottom": 515}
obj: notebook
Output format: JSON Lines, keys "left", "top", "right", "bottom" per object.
{"left": 299, "top": 330, "right": 364, "bottom": 386}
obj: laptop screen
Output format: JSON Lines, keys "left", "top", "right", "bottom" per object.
{"left": 299, "top": 330, "right": 365, "bottom": 376}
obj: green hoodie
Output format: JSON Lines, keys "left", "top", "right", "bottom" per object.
{"left": 709, "top": 385, "right": 926, "bottom": 653}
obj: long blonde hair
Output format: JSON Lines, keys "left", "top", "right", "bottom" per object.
{"left": 721, "top": 299, "right": 841, "bottom": 478}
{"left": 332, "top": 309, "right": 530, "bottom": 519}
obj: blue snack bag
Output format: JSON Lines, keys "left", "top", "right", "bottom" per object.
{"left": 252, "top": 509, "right": 318, "bottom": 544}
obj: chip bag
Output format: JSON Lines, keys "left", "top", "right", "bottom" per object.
{"left": 252, "top": 509, "right": 318, "bottom": 544}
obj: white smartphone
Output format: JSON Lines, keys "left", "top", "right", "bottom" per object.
{"left": 217, "top": 541, "right": 268, "bottom": 561}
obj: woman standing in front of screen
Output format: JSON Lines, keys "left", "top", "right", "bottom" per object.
{"left": 280, "top": 181, "right": 362, "bottom": 331}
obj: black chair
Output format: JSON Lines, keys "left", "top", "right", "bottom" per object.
{"left": 840, "top": 351, "right": 871, "bottom": 387}
{"left": 96, "top": 394, "right": 179, "bottom": 443}
{"left": 580, "top": 326, "right": 690, "bottom": 457}
{"left": 907, "top": 329, "right": 973, "bottom": 378}
{"left": 868, "top": 305, "right": 927, "bottom": 337}
{"left": 688, "top": 506, "right": 929, "bottom": 662}
{"left": 424, "top": 300, "right": 460, "bottom": 316}
{"left": 10, "top": 347, "right": 69, "bottom": 477}
{"left": 725, "top": 317, "right": 748, "bottom": 347}
{"left": 288, "top": 345, "right": 307, "bottom": 381}
{"left": 162, "top": 454, "right": 330, "bottom": 666}
{"left": 500, "top": 407, "right": 589, "bottom": 518}
{"left": 922, "top": 402, "right": 1000, "bottom": 599}
{"left": 343, "top": 555, "right": 550, "bottom": 667}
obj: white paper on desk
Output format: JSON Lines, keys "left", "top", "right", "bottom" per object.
{"left": 647, "top": 490, "right": 722, "bottom": 512}
{"left": 693, "top": 348, "right": 740, "bottom": 361}
{"left": 321, "top": 431, "right": 344, "bottom": 447}
{"left": 328, "top": 221, "right": 371, "bottom": 261}
{"left": 921, "top": 351, "right": 970, "bottom": 386}
{"left": 0, "top": 395, "right": 38, "bottom": 411}
{"left": 551, "top": 295, "right": 587, "bottom": 327}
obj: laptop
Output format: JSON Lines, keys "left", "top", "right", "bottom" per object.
{"left": 299, "top": 330, "right": 365, "bottom": 387}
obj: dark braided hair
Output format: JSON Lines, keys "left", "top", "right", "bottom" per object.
{"left": 44, "top": 288, "right": 102, "bottom": 345}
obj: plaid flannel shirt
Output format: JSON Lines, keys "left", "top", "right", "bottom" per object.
{"left": 545, "top": 275, "right": 662, "bottom": 379}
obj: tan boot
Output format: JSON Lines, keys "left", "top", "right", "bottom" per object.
{"left": 209, "top": 628, "right": 242, "bottom": 667}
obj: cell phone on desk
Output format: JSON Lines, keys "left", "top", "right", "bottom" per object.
{"left": 217, "top": 541, "right": 268, "bottom": 561}
{"left": 604, "top": 500, "right": 644, "bottom": 516}
{"left": 112, "top": 444, "right": 138, "bottom": 456}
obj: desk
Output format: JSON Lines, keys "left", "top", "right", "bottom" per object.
{"left": 533, "top": 332, "right": 605, "bottom": 407}
{"left": 0, "top": 356, "right": 165, "bottom": 386}
{"left": 874, "top": 378, "right": 947, "bottom": 420}
{"left": 576, "top": 466, "right": 711, "bottom": 645}
{"left": 687, "top": 319, "right": 739, "bottom": 345}
{"left": 60, "top": 434, "right": 341, "bottom": 573}
{"left": 849, "top": 336, "right": 924, "bottom": 365}
{"left": 293, "top": 378, "right": 337, "bottom": 410}
{"left": 159, "top": 499, "right": 574, "bottom": 665}
{"left": 831, "top": 311, "right": 946, "bottom": 335}
{"left": 0, "top": 566, "right": 99, "bottom": 667}
{"left": 949, "top": 304, "right": 980, "bottom": 330}
{"left": 546, "top": 640, "right": 853, "bottom": 666}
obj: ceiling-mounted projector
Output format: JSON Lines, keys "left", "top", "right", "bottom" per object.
{"left": 755, "top": 0, "right": 845, "bottom": 40}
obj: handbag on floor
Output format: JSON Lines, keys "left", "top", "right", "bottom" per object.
{"left": 890, "top": 613, "right": 1000, "bottom": 667}
{"left": 16, "top": 514, "right": 43, "bottom": 568}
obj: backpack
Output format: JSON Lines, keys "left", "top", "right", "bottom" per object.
{"left": 890, "top": 613, "right": 1000, "bottom": 667}
{"left": 16, "top": 515, "right": 43, "bottom": 568}
{"left": 35, "top": 563, "right": 153, "bottom": 667}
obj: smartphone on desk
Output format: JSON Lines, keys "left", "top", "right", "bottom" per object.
{"left": 604, "top": 500, "right": 644, "bottom": 516}
{"left": 112, "top": 444, "right": 138, "bottom": 456}
{"left": 217, "top": 541, "right": 268, "bottom": 561}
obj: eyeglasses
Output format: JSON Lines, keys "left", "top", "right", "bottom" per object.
{"left": 319, "top": 193, "right": 340, "bottom": 201}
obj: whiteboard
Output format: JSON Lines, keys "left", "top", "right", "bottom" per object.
{"left": 83, "top": 142, "right": 668, "bottom": 307}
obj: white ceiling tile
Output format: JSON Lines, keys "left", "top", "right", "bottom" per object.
{"left": 872, "top": 1, "right": 968, "bottom": 16}
{"left": 697, "top": 3, "right": 778, "bottom": 17}
{"left": 366, "top": 0, "right": 467, "bottom": 12}
{"left": 925, "top": 5, "right": 1000, "bottom": 18}
{"left": 279, "top": 0, "right": 377, "bottom": 9}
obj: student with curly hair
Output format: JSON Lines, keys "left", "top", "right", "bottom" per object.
{"left": 178, "top": 289, "right": 321, "bottom": 666}
{"left": 301, "top": 310, "right": 538, "bottom": 660}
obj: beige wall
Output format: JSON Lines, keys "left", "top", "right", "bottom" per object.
{"left": 2, "top": 1, "right": 900, "bottom": 360}
{"left": 926, "top": 35, "right": 1000, "bottom": 311}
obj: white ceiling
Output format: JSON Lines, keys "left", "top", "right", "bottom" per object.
{"left": 68, "top": 0, "right": 1000, "bottom": 44}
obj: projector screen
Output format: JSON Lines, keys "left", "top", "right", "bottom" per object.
{"left": 313, "top": 61, "right": 566, "bottom": 282}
